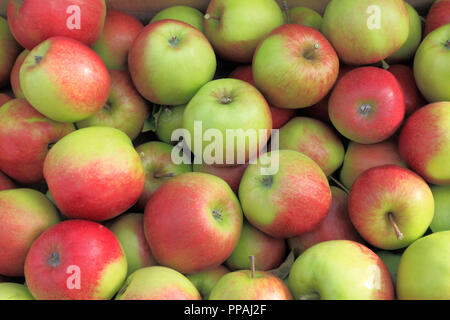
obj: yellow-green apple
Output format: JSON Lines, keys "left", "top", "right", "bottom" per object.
{"left": 77, "top": 70, "right": 150, "bottom": 140}
{"left": 155, "top": 105, "right": 186, "bottom": 144}
{"left": 109, "top": 213, "right": 157, "bottom": 276}
{"left": 279, "top": 117, "right": 344, "bottom": 176}
{"left": 321, "top": 0, "right": 409, "bottom": 65}
{"left": 0, "top": 93, "right": 12, "bottom": 107}
{"left": 187, "top": 265, "right": 229, "bottom": 299}
{"left": 193, "top": 162, "right": 248, "bottom": 194}
{"left": 253, "top": 24, "right": 339, "bottom": 109}
{"left": 24, "top": 219, "right": 127, "bottom": 300}
{"left": 329, "top": 67, "right": 405, "bottom": 144}
{"left": 183, "top": 78, "right": 272, "bottom": 165}
{"left": 0, "top": 99, "right": 74, "bottom": 184}
{"left": 0, "top": 188, "right": 60, "bottom": 277}
{"left": 397, "top": 231, "right": 450, "bottom": 300}
{"left": 144, "top": 172, "right": 243, "bottom": 274}
{"left": 399, "top": 101, "right": 450, "bottom": 185}
{"left": 288, "top": 240, "right": 394, "bottom": 300}
{"left": 128, "top": 19, "right": 216, "bottom": 105}
{"left": 340, "top": 140, "right": 405, "bottom": 189}
{"left": 414, "top": 24, "right": 450, "bottom": 102}
{"left": 10, "top": 49, "right": 28, "bottom": 99}
{"left": 150, "top": 5, "right": 204, "bottom": 33}
{"left": 0, "top": 283, "right": 34, "bottom": 300}
{"left": 92, "top": 9, "right": 144, "bottom": 71}
{"left": 424, "top": 0, "right": 450, "bottom": 36}
{"left": 376, "top": 251, "right": 401, "bottom": 287}
{"left": 204, "top": 0, "right": 285, "bottom": 63}
{"left": 7, "top": 0, "right": 106, "bottom": 50}
{"left": 288, "top": 7, "right": 322, "bottom": 30}
{"left": 288, "top": 187, "right": 361, "bottom": 256}
{"left": 429, "top": 185, "right": 450, "bottom": 232}
{"left": 115, "top": 266, "right": 200, "bottom": 300}
{"left": 0, "top": 16, "right": 21, "bottom": 88}
{"left": 135, "top": 141, "right": 192, "bottom": 210}
{"left": 44, "top": 127, "right": 145, "bottom": 221}
{"left": 349, "top": 165, "right": 434, "bottom": 250}
{"left": 20, "top": 37, "right": 111, "bottom": 123}
{"left": 239, "top": 150, "right": 331, "bottom": 238}
{"left": 0, "top": 171, "right": 15, "bottom": 191}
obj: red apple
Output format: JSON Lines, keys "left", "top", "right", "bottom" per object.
{"left": 425, "top": 0, "right": 450, "bottom": 36}
{"left": 0, "top": 171, "right": 15, "bottom": 191}
{"left": 9, "top": 49, "right": 28, "bottom": 99}
{"left": 0, "top": 16, "right": 21, "bottom": 88}
{"left": 193, "top": 162, "right": 248, "bottom": 194}
{"left": 0, "top": 93, "right": 12, "bottom": 107}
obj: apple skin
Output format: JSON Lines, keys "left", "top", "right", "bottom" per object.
{"left": 7, "top": 0, "right": 106, "bottom": 50}
{"left": 0, "top": 188, "right": 60, "bottom": 277}
{"left": 0, "top": 93, "right": 12, "bottom": 107}
{"left": 116, "top": 266, "right": 200, "bottom": 300}
{"left": 0, "top": 283, "right": 34, "bottom": 300}
{"left": 129, "top": 19, "right": 216, "bottom": 106}
{"left": 144, "top": 172, "right": 243, "bottom": 274}
{"left": 321, "top": 0, "right": 409, "bottom": 65}
{"left": 239, "top": 150, "right": 332, "bottom": 238}
{"left": 429, "top": 185, "right": 450, "bottom": 232}
{"left": 279, "top": 117, "right": 344, "bottom": 176}
{"left": 288, "top": 7, "right": 322, "bottom": 30}
{"left": 0, "top": 16, "right": 21, "bottom": 88}
{"left": 44, "top": 127, "right": 145, "bottom": 222}
{"left": 24, "top": 220, "right": 127, "bottom": 300}
{"left": 340, "top": 140, "right": 405, "bottom": 189}
{"left": 135, "top": 141, "right": 192, "bottom": 210}
{"left": 77, "top": 70, "right": 150, "bottom": 140}
{"left": 186, "top": 265, "right": 229, "bottom": 299}
{"left": 150, "top": 5, "right": 205, "bottom": 33}
{"left": 10, "top": 49, "right": 28, "bottom": 99}
{"left": 329, "top": 67, "right": 405, "bottom": 144}
{"left": 288, "top": 240, "right": 394, "bottom": 300}
{"left": 399, "top": 101, "right": 450, "bottom": 185}
{"left": 424, "top": 0, "right": 450, "bottom": 36}
{"left": 108, "top": 213, "right": 157, "bottom": 276}
{"left": 288, "top": 187, "right": 362, "bottom": 256}
{"left": 193, "top": 162, "right": 248, "bottom": 194}
{"left": 92, "top": 9, "right": 144, "bottom": 71}
{"left": 376, "top": 251, "right": 401, "bottom": 287}
{"left": 156, "top": 105, "right": 186, "bottom": 144}
{"left": 204, "top": 0, "right": 285, "bottom": 63}
{"left": 0, "top": 171, "right": 15, "bottom": 191}
{"left": 20, "top": 36, "right": 111, "bottom": 123}
{"left": 349, "top": 165, "right": 434, "bottom": 250}
{"left": 414, "top": 24, "right": 450, "bottom": 102}
{"left": 253, "top": 24, "right": 339, "bottom": 109}
{"left": 0, "top": 99, "right": 75, "bottom": 184}
{"left": 397, "top": 231, "right": 450, "bottom": 300}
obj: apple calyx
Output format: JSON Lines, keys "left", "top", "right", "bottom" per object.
{"left": 299, "top": 292, "right": 320, "bottom": 300}
{"left": 388, "top": 212, "right": 404, "bottom": 240}
{"left": 358, "top": 104, "right": 373, "bottom": 117}
{"left": 249, "top": 255, "right": 256, "bottom": 278}
{"left": 168, "top": 36, "right": 180, "bottom": 47}
{"left": 212, "top": 209, "right": 222, "bottom": 222}
{"left": 261, "top": 175, "right": 274, "bottom": 188}
{"left": 47, "top": 252, "right": 60, "bottom": 267}
{"left": 34, "top": 55, "right": 43, "bottom": 65}
{"left": 220, "top": 96, "right": 233, "bottom": 105}
{"left": 303, "top": 44, "right": 320, "bottom": 60}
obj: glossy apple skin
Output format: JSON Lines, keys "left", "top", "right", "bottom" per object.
{"left": 20, "top": 37, "right": 111, "bottom": 123}
{"left": 399, "top": 101, "right": 450, "bottom": 185}
{"left": 288, "top": 187, "right": 362, "bottom": 256}
{"left": 10, "top": 49, "right": 28, "bottom": 99}
{"left": 151, "top": 5, "right": 204, "bottom": 33}
{"left": 349, "top": 165, "right": 434, "bottom": 250}
{"left": 239, "top": 150, "right": 332, "bottom": 238}
{"left": 329, "top": 67, "right": 405, "bottom": 144}
{"left": 424, "top": 0, "right": 450, "bottom": 36}
{"left": 0, "top": 283, "right": 34, "bottom": 300}
{"left": 0, "top": 189, "right": 60, "bottom": 277}
{"left": 156, "top": 105, "right": 186, "bottom": 144}
{"left": 144, "top": 172, "right": 243, "bottom": 274}
{"left": 209, "top": 270, "right": 293, "bottom": 300}
{"left": 430, "top": 185, "right": 450, "bottom": 232}
{"left": 0, "top": 17, "right": 21, "bottom": 88}
{"left": 187, "top": 265, "right": 229, "bottom": 299}
{"left": 288, "top": 7, "right": 322, "bottom": 30}
{"left": 116, "top": 266, "right": 200, "bottom": 300}
{"left": 0, "top": 93, "right": 12, "bottom": 107}
{"left": 193, "top": 162, "right": 248, "bottom": 194}
{"left": 129, "top": 19, "right": 216, "bottom": 105}
{"left": 322, "top": 0, "right": 409, "bottom": 65}
{"left": 253, "top": 24, "right": 339, "bottom": 109}
{"left": 204, "top": 0, "right": 285, "bottom": 63}
{"left": 92, "top": 9, "right": 144, "bottom": 70}
{"left": 7, "top": 0, "right": 106, "bottom": 50}
{"left": 0, "top": 171, "right": 15, "bottom": 191}
{"left": 44, "top": 127, "right": 145, "bottom": 221}
{"left": 25, "top": 220, "right": 127, "bottom": 300}
{"left": 0, "top": 99, "right": 75, "bottom": 184}
{"left": 288, "top": 240, "right": 394, "bottom": 300}
{"left": 397, "top": 231, "right": 450, "bottom": 300}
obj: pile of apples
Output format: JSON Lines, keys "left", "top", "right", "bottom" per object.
{"left": 0, "top": 0, "right": 449, "bottom": 300}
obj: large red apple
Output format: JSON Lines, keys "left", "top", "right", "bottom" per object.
{"left": 424, "top": 0, "right": 450, "bottom": 36}
{"left": 0, "top": 171, "right": 15, "bottom": 191}
{"left": 0, "top": 16, "right": 21, "bottom": 88}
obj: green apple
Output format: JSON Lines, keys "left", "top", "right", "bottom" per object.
{"left": 0, "top": 283, "right": 34, "bottom": 300}
{"left": 288, "top": 7, "right": 322, "bottom": 30}
{"left": 155, "top": 105, "right": 186, "bottom": 144}
{"left": 151, "top": 5, "right": 205, "bottom": 33}
{"left": 186, "top": 265, "right": 229, "bottom": 299}
{"left": 376, "top": 251, "right": 402, "bottom": 287}
{"left": 430, "top": 185, "right": 450, "bottom": 232}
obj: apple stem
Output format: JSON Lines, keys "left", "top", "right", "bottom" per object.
{"left": 249, "top": 255, "right": 255, "bottom": 278}
{"left": 388, "top": 212, "right": 404, "bottom": 240}
{"left": 204, "top": 14, "right": 219, "bottom": 21}
{"left": 328, "top": 176, "right": 350, "bottom": 194}
{"left": 419, "top": 16, "right": 426, "bottom": 24}
{"left": 281, "top": 1, "right": 290, "bottom": 23}
{"left": 153, "top": 172, "right": 175, "bottom": 179}
{"left": 381, "top": 60, "right": 390, "bottom": 70}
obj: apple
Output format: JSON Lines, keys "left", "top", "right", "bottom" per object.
{"left": 397, "top": 231, "right": 450, "bottom": 300}
{"left": 279, "top": 117, "right": 344, "bottom": 176}
{"left": 0, "top": 189, "right": 60, "bottom": 277}
{"left": 329, "top": 67, "right": 405, "bottom": 144}
{"left": 239, "top": 150, "right": 332, "bottom": 238}
{"left": 186, "top": 265, "right": 229, "bottom": 299}
{"left": 0, "top": 171, "right": 15, "bottom": 191}
{"left": 399, "top": 101, "right": 450, "bottom": 185}
{"left": 20, "top": 36, "right": 110, "bottom": 123}
{"left": 77, "top": 70, "right": 150, "bottom": 140}
{"left": 288, "top": 7, "right": 322, "bottom": 30}
{"left": 288, "top": 240, "right": 394, "bottom": 300}
{"left": 253, "top": 24, "right": 339, "bottom": 109}
{"left": 9, "top": 49, "right": 28, "bottom": 99}
{"left": 44, "top": 127, "right": 145, "bottom": 221}
{"left": 0, "top": 283, "right": 34, "bottom": 300}
{"left": 193, "top": 162, "right": 248, "bottom": 194}
{"left": 108, "top": 213, "right": 157, "bottom": 276}
{"left": 92, "top": 9, "right": 144, "bottom": 71}
{"left": 129, "top": 19, "right": 216, "bottom": 106}
{"left": 7, "top": 0, "right": 106, "bottom": 50}
{"left": 0, "top": 93, "right": 12, "bottom": 107}
{"left": 150, "top": 5, "right": 204, "bottom": 33}
{"left": 204, "top": 0, "right": 285, "bottom": 63}
{"left": 116, "top": 266, "right": 200, "bottom": 300}
{"left": 377, "top": 251, "right": 402, "bottom": 287}
{"left": 135, "top": 141, "right": 192, "bottom": 210}
{"left": 156, "top": 105, "right": 187, "bottom": 144}
{"left": 424, "top": 0, "right": 450, "bottom": 36}
{"left": 349, "top": 165, "right": 434, "bottom": 250}
{"left": 144, "top": 172, "right": 243, "bottom": 274}
{"left": 414, "top": 24, "right": 450, "bottom": 102}
{"left": 429, "top": 185, "right": 450, "bottom": 232}
{"left": 0, "top": 16, "right": 21, "bottom": 88}
{"left": 25, "top": 220, "right": 127, "bottom": 300}
{"left": 0, "top": 99, "right": 75, "bottom": 184}
{"left": 288, "top": 187, "right": 362, "bottom": 256}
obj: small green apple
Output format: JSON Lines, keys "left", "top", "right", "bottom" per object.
{"left": 151, "top": 5, "right": 205, "bottom": 33}
{"left": 288, "top": 7, "right": 322, "bottom": 30}
{"left": 0, "top": 283, "right": 34, "bottom": 300}
{"left": 155, "top": 105, "right": 186, "bottom": 144}
{"left": 186, "top": 265, "right": 229, "bottom": 299}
